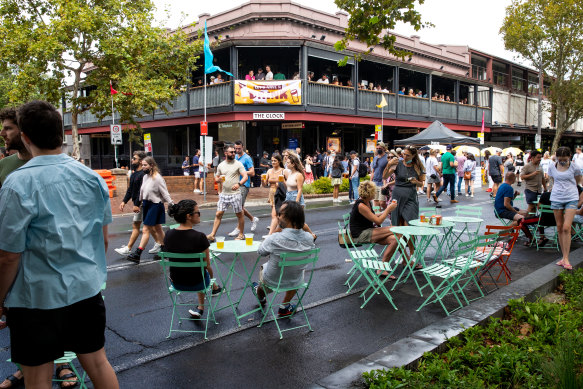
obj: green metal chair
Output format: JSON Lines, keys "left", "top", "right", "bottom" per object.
{"left": 159, "top": 252, "right": 218, "bottom": 339}
{"left": 416, "top": 237, "right": 481, "bottom": 316}
{"left": 455, "top": 205, "right": 482, "bottom": 218}
{"left": 257, "top": 248, "right": 320, "bottom": 339}
{"left": 572, "top": 220, "right": 583, "bottom": 242}
{"left": 531, "top": 204, "right": 559, "bottom": 251}
{"left": 493, "top": 208, "right": 512, "bottom": 226}
{"left": 7, "top": 352, "right": 88, "bottom": 389}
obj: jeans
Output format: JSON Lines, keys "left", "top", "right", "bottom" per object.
{"left": 348, "top": 178, "right": 354, "bottom": 201}
{"left": 456, "top": 175, "right": 464, "bottom": 194}
{"left": 350, "top": 177, "right": 360, "bottom": 201}
{"left": 436, "top": 174, "right": 456, "bottom": 200}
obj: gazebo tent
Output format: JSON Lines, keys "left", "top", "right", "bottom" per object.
{"left": 394, "top": 120, "right": 480, "bottom": 146}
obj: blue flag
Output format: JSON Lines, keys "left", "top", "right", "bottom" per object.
{"left": 204, "top": 21, "right": 233, "bottom": 77}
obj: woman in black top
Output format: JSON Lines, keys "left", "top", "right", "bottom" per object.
{"left": 164, "top": 200, "right": 222, "bottom": 318}
{"left": 349, "top": 181, "right": 398, "bottom": 275}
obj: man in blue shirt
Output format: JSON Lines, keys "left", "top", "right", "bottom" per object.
{"left": 0, "top": 101, "right": 119, "bottom": 388}
{"left": 372, "top": 142, "right": 388, "bottom": 208}
{"left": 494, "top": 172, "right": 527, "bottom": 226}
{"left": 229, "top": 140, "right": 259, "bottom": 236}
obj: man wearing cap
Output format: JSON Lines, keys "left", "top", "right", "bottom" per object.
{"left": 433, "top": 144, "right": 459, "bottom": 204}
{"left": 488, "top": 149, "right": 504, "bottom": 197}
{"left": 372, "top": 142, "right": 389, "bottom": 209}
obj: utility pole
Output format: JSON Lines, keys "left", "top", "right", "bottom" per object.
{"left": 536, "top": 57, "right": 543, "bottom": 150}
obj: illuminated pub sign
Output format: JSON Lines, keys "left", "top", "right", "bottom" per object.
{"left": 235, "top": 80, "right": 302, "bottom": 105}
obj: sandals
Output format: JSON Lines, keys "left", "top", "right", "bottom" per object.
{"left": 556, "top": 260, "right": 565, "bottom": 267}
{"left": 563, "top": 263, "right": 573, "bottom": 270}
{"left": 55, "top": 364, "right": 79, "bottom": 388}
{"left": 376, "top": 270, "right": 396, "bottom": 280}
{"left": 539, "top": 237, "right": 550, "bottom": 246}
{"left": 0, "top": 373, "right": 23, "bottom": 389}
{"left": 234, "top": 234, "right": 245, "bottom": 240}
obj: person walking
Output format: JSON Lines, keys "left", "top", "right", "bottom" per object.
{"left": 463, "top": 153, "right": 477, "bottom": 197}
{"left": 425, "top": 149, "right": 441, "bottom": 203}
{"left": 515, "top": 153, "right": 525, "bottom": 186}
{"left": 228, "top": 141, "right": 259, "bottom": 237}
{"left": 206, "top": 145, "right": 248, "bottom": 242}
{"left": 115, "top": 151, "right": 151, "bottom": 257}
{"left": 455, "top": 151, "right": 467, "bottom": 196}
{"left": 331, "top": 156, "right": 343, "bottom": 203}
{"left": 433, "top": 144, "right": 458, "bottom": 205}
{"left": 182, "top": 155, "right": 191, "bottom": 176}
{"left": 192, "top": 149, "right": 202, "bottom": 194}
{"left": 0, "top": 100, "right": 119, "bottom": 389}
{"left": 488, "top": 149, "right": 504, "bottom": 197}
{"left": 548, "top": 147, "right": 582, "bottom": 270}
{"left": 484, "top": 150, "right": 493, "bottom": 192}
{"left": 521, "top": 150, "right": 547, "bottom": 215}
{"left": 263, "top": 154, "right": 285, "bottom": 236}
{"left": 283, "top": 152, "right": 317, "bottom": 240}
{"left": 349, "top": 150, "right": 360, "bottom": 204}
{"left": 371, "top": 142, "right": 388, "bottom": 209}
{"left": 127, "top": 156, "right": 173, "bottom": 263}
{"left": 304, "top": 154, "right": 314, "bottom": 184}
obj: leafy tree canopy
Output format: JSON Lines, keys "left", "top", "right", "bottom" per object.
{"left": 501, "top": 0, "right": 583, "bottom": 152}
{"left": 333, "top": 0, "right": 431, "bottom": 65}
{"left": 0, "top": 0, "right": 201, "bottom": 158}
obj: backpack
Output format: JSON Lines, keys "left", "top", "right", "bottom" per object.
{"left": 358, "top": 160, "right": 368, "bottom": 177}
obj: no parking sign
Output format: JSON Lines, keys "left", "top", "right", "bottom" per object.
{"left": 110, "top": 124, "right": 122, "bottom": 145}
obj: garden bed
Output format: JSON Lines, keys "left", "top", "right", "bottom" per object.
{"left": 363, "top": 269, "right": 583, "bottom": 388}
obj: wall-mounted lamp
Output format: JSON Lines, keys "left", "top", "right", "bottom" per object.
{"left": 225, "top": 35, "right": 230, "bottom": 39}
{"left": 311, "top": 34, "right": 316, "bottom": 39}
{"left": 320, "top": 35, "right": 326, "bottom": 40}
{"left": 408, "top": 57, "right": 412, "bottom": 62}
{"left": 440, "top": 66, "right": 444, "bottom": 70}
{"left": 466, "top": 71, "right": 470, "bottom": 76}
{"left": 214, "top": 35, "right": 219, "bottom": 40}
{"left": 368, "top": 47, "right": 374, "bottom": 53}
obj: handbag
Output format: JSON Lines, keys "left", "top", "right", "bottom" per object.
{"left": 464, "top": 170, "right": 472, "bottom": 180}
{"left": 381, "top": 185, "right": 391, "bottom": 196}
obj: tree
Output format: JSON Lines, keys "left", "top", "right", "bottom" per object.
{"left": 333, "top": 0, "right": 431, "bottom": 65}
{"left": 0, "top": 0, "right": 201, "bottom": 159}
{"left": 501, "top": 0, "right": 583, "bottom": 153}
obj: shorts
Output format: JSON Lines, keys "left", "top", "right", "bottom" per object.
{"left": 183, "top": 171, "right": 190, "bottom": 176}
{"left": 142, "top": 200, "right": 166, "bottom": 226}
{"left": 132, "top": 207, "right": 143, "bottom": 223}
{"left": 217, "top": 193, "right": 243, "bottom": 213}
{"left": 194, "top": 171, "right": 201, "bottom": 179}
{"left": 373, "top": 183, "right": 387, "bottom": 202}
{"left": 6, "top": 293, "right": 105, "bottom": 366}
{"left": 240, "top": 186, "right": 249, "bottom": 206}
{"left": 574, "top": 214, "right": 583, "bottom": 224}
{"left": 331, "top": 177, "right": 343, "bottom": 186}
{"left": 172, "top": 271, "right": 210, "bottom": 292}
{"left": 427, "top": 175, "right": 441, "bottom": 184}
{"left": 286, "top": 190, "right": 305, "bottom": 206}
{"left": 491, "top": 174, "right": 502, "bottom": 184}
{"left": 258, "top": 267, "right": 274, "bottom": 294}
{"left": 497, "top": 207, "right": 519, "bottom": 221}
{"left": 524, "top": 189, "right": 540, "bottom": 204}
{"left": 551, "top": 200, "right": 579, "bottom": 210}
{"left": 352, "top": 228, "right": 374, "bottom": 244}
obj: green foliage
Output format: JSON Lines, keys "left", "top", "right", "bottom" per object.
{"left": 363, "top": 271, "right": 583, "bottom": 388}
{"left": 302, "top": 183, "right": 315, "bottom": 194}
{"left": 312, "top": 177, "right": 333, "bottom": 194}
{"left": 334, "top": 0, "right": 432, "bottom": 64}
{"left": 500, "top": 0, "right": 583, "bottom": 153}
{"left": 0, "top": 0, "right": 202, "bottom": 157}
{"left": 339, "top": 178, "right": 350, "bottom": 192}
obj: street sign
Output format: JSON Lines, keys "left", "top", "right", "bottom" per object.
{"left": 144, "top": 133, "right": 152, "bottom": 153}
{"left": 110, "top": 124, "right": 122, "bottom": 145}
{"left": 375, "top": 124, "right": 381, "bottom": 132}
{"left": 477, "top": 132, "right": 484, "bottom": 145}
{"left": 535, "top": 134, "right": 541, "bottom": 150}
{"left": 200, "top": 121, "right": 208, "bottom": 136}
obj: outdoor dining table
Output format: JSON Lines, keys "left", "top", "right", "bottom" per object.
{"left": 443, "top": 215, "right": 484, "bottom": 249}
{"left": 389, "top": 225, "right": 440, "bottom": 295}
{"left": 209, "top": 240, "right": 263, "bottom": 326}
{"left": 408, "top": 219, "right": 456, "bottom": 262}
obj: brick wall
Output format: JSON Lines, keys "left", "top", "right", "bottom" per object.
{"left": 111, "top": 172, "right": 218, "bottom": 197}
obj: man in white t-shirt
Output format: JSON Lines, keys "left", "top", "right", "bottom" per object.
{"left": 425, "top": 149, "right": 441, "bottom": 202}
{"left": 265, "top": 65, "right": 274, "bottom": 80}
{"left": 349, "top": 150, "right": 360, "bottom": 203}
{"left": 572, "top": 146, "right": 583, "bottom": 173}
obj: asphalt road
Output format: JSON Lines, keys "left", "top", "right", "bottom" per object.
{"left": 0, "top": 187, "right": 574, "bottom": 388}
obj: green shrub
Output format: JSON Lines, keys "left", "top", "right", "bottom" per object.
{"left": 302, "top": 183, "right": 314, "bottom": 194}
{"left": 339, "top": 178, "right": 350, "bottom": 192}
{"left": 312, "top": 177, "right": 333, "bottom": 194}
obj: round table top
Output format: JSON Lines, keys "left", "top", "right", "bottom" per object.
{"left": 210, "top": 240, "right": 262, "bottom": 253}
{"left": 390, "top": 225, "right": 440, "bottom": 236}
{"left": 443, "top": 216, "right": 483, "bottom": 223}
{"left": 408, "top": 219, "right": 455, "bottom": 229}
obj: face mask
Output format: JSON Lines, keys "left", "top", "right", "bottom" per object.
{"left": 377, "top": 150, "right": 383, "bottom": 155}
{"left": 558, "top": 160, "right": 569, "bottom": 166}
{"left": 405, "top": 159, "right": 412, "bottom": 164}
{"left": 143, "top": 168, "right": 150, "bottom": 175}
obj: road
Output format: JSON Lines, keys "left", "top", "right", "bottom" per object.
{"left": 0, "top": 189, "right": 572, "bottom": 388}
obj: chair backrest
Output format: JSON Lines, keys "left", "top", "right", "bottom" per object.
{"left": 158, "top": 252, "right": 207, "bottom": 290}
{"left": 537, "top": 204, "right": 557, "bottom": 227}
{"left": 342, "top": 212, "right": 351, "bottom": 227}
{"left": 455, "top": 205, "right": 482, "bottom": 218}
{"left": 419, "top": 206, "right": 436, "bottom": 215}
{"left": 275, "top": 248, "right": 320, "bottom": 289}
{"left": 484, "top": 225, "right": 519, "bottom": 255}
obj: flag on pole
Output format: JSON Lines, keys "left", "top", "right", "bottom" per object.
{"left": 204, "top": 21, "right": 233, "bottom": 76}
{"left": 376, "top": 95, "right": 387, "bottom": 108}
{"left": 110, "top": 81, "right": 118, "bottom": 95}
{"left": 481, "top": 111, "right": 485, "bottom": 133}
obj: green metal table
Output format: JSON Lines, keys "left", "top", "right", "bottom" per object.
{"left": 210, "top": 240, "right": 263, "bottom": 326}
{"left": 443, "top": 216, "right": 484, "bottom": 249}
{"left": 390, "top": 225, "right": 440, "bottom": 295}
{"left": 408, "top": 219, "right": 455, "bottom": 262}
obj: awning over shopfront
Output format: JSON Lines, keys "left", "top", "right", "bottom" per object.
{"left": 394, "top": 120, "right": 480, "bottom": 145}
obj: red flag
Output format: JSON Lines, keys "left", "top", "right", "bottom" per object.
{"left": 121, "top": 90, "right": 133, "bottom": 96}
{"left": 110, "top": 81, "right": 118, "bottom": 95}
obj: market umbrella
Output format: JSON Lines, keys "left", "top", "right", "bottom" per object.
{"left": 502, "top": 147, "right": 523, "bottom": 156}
{"left": 481, "top": 146, "right": 502, "bottom": 156}
{"left": 454, "top": 145, "right": 480, "bottom": 155}
{"left": 424, "top": 144, "right": 447, "bottom": 153}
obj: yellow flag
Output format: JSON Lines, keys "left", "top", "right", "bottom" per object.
{"left": 376, "top": 95, "right": 387, "bottom": 108}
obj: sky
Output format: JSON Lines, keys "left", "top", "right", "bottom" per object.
{"left": 153, "top": 0, "right": 524, "bottom": 64}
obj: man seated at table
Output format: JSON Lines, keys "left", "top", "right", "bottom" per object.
{"left": 495, "top": 172, "right": 537, "bottom": 243}
{"left": 252, "top": 200, "right": 316, "bottom": 317}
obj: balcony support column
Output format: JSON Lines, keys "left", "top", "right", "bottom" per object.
{"left": 230, "top": 45, "right": 237, "bottom": 110}
{"left": 394, "top": 67, "right": 399, "bottom": 118}
{"left": 428, "top": 74, "right": 432, "bottom": 118}
{"left": 353, "top": 59, "right": 358, "bottom": 115}
{"left": 455, "top": 79, "right": 460, "bottom": 122}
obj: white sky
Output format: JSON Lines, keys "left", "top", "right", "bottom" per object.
{"left": 153, "top": 0, "right": 525, "bottom": 64}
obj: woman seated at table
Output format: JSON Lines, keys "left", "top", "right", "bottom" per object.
{"left": 164, "top": 200, "right": 223, "bottom": 318}
{"left": 349, "top": 181, "right": 399, "bottom": 276}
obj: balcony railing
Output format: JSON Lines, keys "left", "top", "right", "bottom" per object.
{"left": 63, "top": 80, "right": 491, "bottom": 128}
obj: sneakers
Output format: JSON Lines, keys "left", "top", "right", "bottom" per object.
{"left": 465, "top": 193, "right": 469, "bottom": 197}
{"left": 193, "top": 189, "right": 201, "bottom": 194}
{"left": 126, "top": 249, "right": 141, "bottom": 264}
{"left": 114, "top": 246, "right": 130, "bottom": 256}
{"left": 250, "top": 217, "right": 259, "bottom": 232}
{"left": 148, "top": 242, "right": 162, "bottom": 254}
{"left": 471, "top": 194, "right": 474, "bottom": 198}
{"left": 228, "top": 227, "right": 240, "bottom": 237}
{"left": 188, "top": 308, "right": 204, "bottom": 318}
{"left": 278, "top": 303, "right": 296, "bottom": 317}
{"left": 262, "top": 234, "right": 270, "bottom": 239}
{"left": 211, "top": 286, "right": 224, "bottom": 296}
{"left": 252, "top": 282, "right": 266, "bottom": 305}
{"left": 432, "top": 194, "right": 440, "bottom": 203}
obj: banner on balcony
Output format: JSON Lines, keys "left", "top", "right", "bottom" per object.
{"left": 234, "top": 80, "right": 302, "bottom": 105}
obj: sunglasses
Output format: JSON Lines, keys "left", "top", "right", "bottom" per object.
{"left": 192, "top": 211, "right": 201, "bottom": 216}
